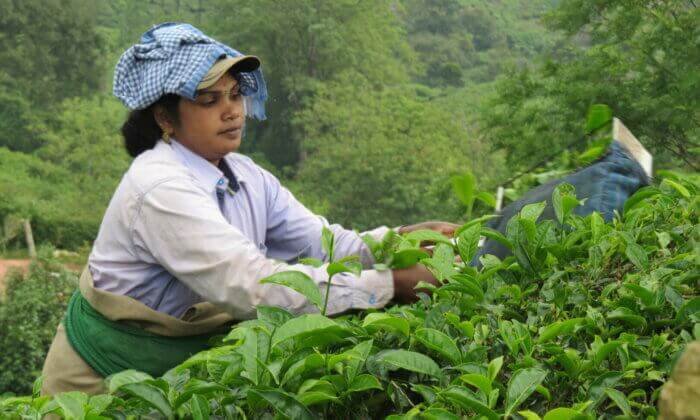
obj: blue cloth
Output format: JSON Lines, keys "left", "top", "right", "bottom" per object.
{"left": 113, "top": 22, "right": 267, "bottom": 119}
{"left": 473, "top": 141, "right": 649, "bottom": 264}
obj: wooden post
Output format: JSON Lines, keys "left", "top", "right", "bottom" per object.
{"left": 23, "top": 219, "right": 36, "bottom": 259}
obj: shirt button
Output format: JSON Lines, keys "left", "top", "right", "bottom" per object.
{"left": 217, "top": 179, "right": 225, "bottom": 186}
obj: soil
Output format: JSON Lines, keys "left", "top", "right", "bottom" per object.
{"left": 0, "top": 259, "right": 31, "bottom": 294}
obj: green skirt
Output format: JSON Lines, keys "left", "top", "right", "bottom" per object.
{"left": 64, "top": 291, "right": 219, "bottom": 378}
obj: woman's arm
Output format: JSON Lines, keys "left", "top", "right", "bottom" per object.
{"left": 260, "top": 166, "right": 386, "bottom": 267}
{"left": 131, "top": 177, "right": 396, "bottom": 319}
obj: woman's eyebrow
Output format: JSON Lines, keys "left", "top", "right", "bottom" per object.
{"left": 196, "top": 82, "right": 240, "bottom": 95}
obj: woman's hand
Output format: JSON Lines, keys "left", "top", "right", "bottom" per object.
{"left": 391, "top": 264, "right": 440, "bottom": 304}
{"left": 398, "top": 221, "right": 459, "bottom": 237}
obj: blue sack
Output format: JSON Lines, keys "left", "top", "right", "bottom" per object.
{"left": 473, "top": 141, "right": 650, "bottom": 264}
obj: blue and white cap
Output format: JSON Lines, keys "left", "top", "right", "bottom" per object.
{"left": 113, "top": 22, "right": 268, "bottom": 120}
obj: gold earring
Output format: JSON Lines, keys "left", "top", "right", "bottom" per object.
{"left": 162, "top": 131, "right": 171, "bottom": 144}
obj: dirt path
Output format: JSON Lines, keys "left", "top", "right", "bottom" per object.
{"left": 0, "top": 259, "right": 31, "bottom": 294}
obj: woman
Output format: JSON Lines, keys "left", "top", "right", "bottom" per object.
{"left": 41, "top": 23, "right": 455, "bottom": 395}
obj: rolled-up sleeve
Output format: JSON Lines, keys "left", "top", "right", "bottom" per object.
{"left": 131, "top": 177, "right": 394, "bottom": 320}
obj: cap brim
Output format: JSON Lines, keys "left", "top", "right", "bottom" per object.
{"left": 197, "top": 55, "right": 261, "bottom": 90}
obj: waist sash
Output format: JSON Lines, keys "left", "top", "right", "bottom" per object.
{"left": 63, "top": 266, "right": 236, "bottom": 377}
{"left": 64, "top": 291, "right": 218, "bottom": 377}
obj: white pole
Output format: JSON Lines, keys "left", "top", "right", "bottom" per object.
{"left": 495, "top": 186, "right": 505, "bottom": 212}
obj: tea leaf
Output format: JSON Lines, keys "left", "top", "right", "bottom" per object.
{"left": 322, "top": 227, "right": 335, "bottom": 261}
{"left": 248, "top": 387, "right": 314, "bottom": 420}
{"left": 537, "top": 318, "right": 585, "bottom": 344}
{"left": 362, "top": 313, "right": 410, "bottom": 337}
{"left": 272, "top": 314, "right": 347, "bottom": 349}
{"left": 347, "top": 374, "right": 382, "bottom": 393}
{"left": 585, "top": 104, "right": 612, "bottom": 133}
{"left": 257, "top": 305, "right": 294, "bottom": 327}
{"left": 374, "top": 350, "right": 442, "bottom": 378}
{"left": 604, "top": 388, "right": 632, "bottom": 417}
{"left": 661, "top": 178, "right": 691, "bottom": 198}
{"left": 459, "top": 373, "right": 492, "bottom": 395}
{"left": 487, "top": 356, "right": 504, "bottom": 382}
{"left": 414, "top": 328, "right": 461, "bottom": 364}
{"left": 519, "top": 410, "right": 542, "bottom": 420}
{"left": 260, "top": 271, "right": 323, "bottom": 311}
{"left": 420, "top": 407, "right": 461, "bottom": 420}
{"left": 623, "top": 186, "right": 660, "bottom": 215}
{"left": 106, "top": 370, "right": 153, "bottom": 394}
{"left": 297, "top": 391, "right": 338, "bottom": 406}
{"left": 552, "top": 183, "right": 580, "bottom": 225}
{"left": 457, "top": 224, "right": 481, "bottom": 264}
{"left": 476, "top": 191, "right": 497, "bottom": 207}
{"left": 587, "top": 371, "right": 623, "bottom": 407}
{"left": 505, "top": 368, "right": 547, "bottom": 417}
{"left": 675, "top": 297, "right": 700, "bottom": 323}
{"left": 54, "top": 392, "right": 87, "bottom": 420}
{"left": 543, "top": 407, "right": 586, "bottom": 420}
{"left": 624, "top": 241, "right": 648, "bottom": 270}
{"left": 520, "top": 201, "right": 547, "bottom": 223}
{"left": 391, "top": 248, "right": 430, "bottom": 269}
{"left": 441, "top": 387, "right": 499, "bottom": 420}
{"left": 327, "top": 261, "right": 361, "bottom": 277}
{"left": 190, "top": 394, "right": 210, "bottom": 420}
{"left": 451, "top": 172, "right": 477, "bottom": 208}
{"left": 404, "top": 229, "right": 453, "bottom": 246}
{"left": 121, "top": 382, "right": 172, "bottom": 418}
{"left": 606, "top": 307, "right": 647, "bottom": 329}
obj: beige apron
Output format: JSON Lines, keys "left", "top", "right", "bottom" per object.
{"left": 658, "top": 341, "right": 700, "bottom": 419}
{"left": 41, "top": 266, "right": 235, "bottom": 396}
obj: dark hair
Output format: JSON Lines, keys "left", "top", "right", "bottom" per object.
{"left": 121, "top": 94, "right": 181, "bottom": 157}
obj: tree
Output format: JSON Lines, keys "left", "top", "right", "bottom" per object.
{"left": 208, "top": 0, "right": 415, "bottom": 170}
{"left": 481, "top": 0, "right": 699, "bottom": 170}
{"left": 0, "top": 0, "right": 106, "bottom": 103}
{"left": 0, "top": 0, "right": 106, "bottom": 152}
{"left": 292, "top": 73, "right": 503, "bottom": 229}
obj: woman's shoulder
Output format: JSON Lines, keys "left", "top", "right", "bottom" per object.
{"left": 126, "top": 143, "right": 193, "bottom": 194}
{"left": 225, "top": 153, "right": 277, "bottom": 185}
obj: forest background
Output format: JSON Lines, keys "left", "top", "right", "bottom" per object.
{"left": 0, "top": 0, "right": 697, "bottom": 253}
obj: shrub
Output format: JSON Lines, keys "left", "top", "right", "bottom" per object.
{"left": 0, "top": 247, "right": 77, "bottom": 395}
{"left": 2, "top": 173, "right": 696, "bottom": 419}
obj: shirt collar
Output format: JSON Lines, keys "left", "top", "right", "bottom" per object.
{"left": 170, "top": 138, "right": 243, "bottom": 194}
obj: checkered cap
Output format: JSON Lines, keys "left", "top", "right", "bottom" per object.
{"left": 113, "top": 22, "right": 267, "bottom": 119}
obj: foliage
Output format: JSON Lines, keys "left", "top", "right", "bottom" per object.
{"left": 0, "top": 95, "right": 130, "bottom": 249}
{"left": 4, "top": 172, "right": 697, "bottom": 418}
{"left": 293, "top": 75, "right": 502, "bottom": 230}
{"left": 0, "top": 247, "right": 77, "bottom": 395}
{"left": 0, "top": 0, "right": 105, "bottom": 105}
{"left": 401, "top": 0, "right": 559, "bottom": 86}
{"left": 209, "top": 0, "right": 415, "bottom": 170}
{"left": 481, "top": 0, "right": 699, "bottom": 170}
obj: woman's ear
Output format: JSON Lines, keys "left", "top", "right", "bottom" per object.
{"left": 153, "top": 105, "right": 174, "bottom": 135}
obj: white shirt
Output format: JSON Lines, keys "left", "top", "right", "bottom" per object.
{"left": 88, "top": 139, "right": 394, "bottom": 319}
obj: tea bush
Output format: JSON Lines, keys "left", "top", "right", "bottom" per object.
{"left": 0, "top": 247, "right": 77, "bottom": 395}
{"left": 1, "top": 174, "right": 697, "bottom": 419}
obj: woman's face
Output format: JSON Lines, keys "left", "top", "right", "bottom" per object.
{"left": 168, "top": 72, "right": 245, "bottom": 164}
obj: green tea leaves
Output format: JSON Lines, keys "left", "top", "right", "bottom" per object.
{"left": 272, "top": 314, "right": 347, "bottom": 349}
{"left": 504, "top": 368, "right": 547, "bottom": 417}
{"left": 537, "top": 318, "right": 585, "bottom": 344}
{"left": 248, "top": 388, "right": 314, "bottom": 420}
{"left": 440, "top": 387, "right": 499, "bottom": 420}
{"left": 374, "top": 350, "right": 442, "bottom": 379}
{"left": 362, "top": 313, "right": 410, "bottom": 337}
{"left": 260, "top": 271, "right": 323, "bottom": 311}
{"left": 414, "top": 328, "right": 461, "bottom": 364}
